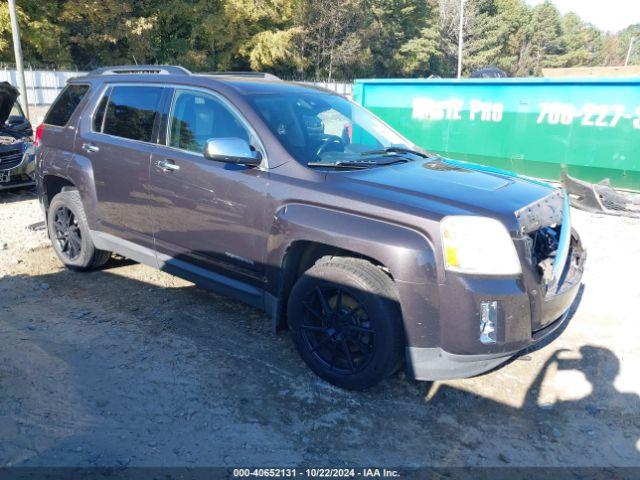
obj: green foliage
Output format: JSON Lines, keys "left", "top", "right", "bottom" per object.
{"left": 395, "top": 0, "right": 442, "bottom": 77}
{"left": 463, "top": 0, "right": 526, "bottom": 74}
{"left": 600, "top": 25, "right": 640, "bottom": 66}
{"left": 0, "top": 1, "right": 69, "bottom": 67}
{"left": 0, "top": 0, "right": 636, "bottom": 78}
{"left": 248, "top": 27, "right": 302, "bottom": 73}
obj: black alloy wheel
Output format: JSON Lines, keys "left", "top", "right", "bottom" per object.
{"left": 52, "top": 205, "right": 82, "bottom": 261}
{"left": 288, "top": 257, "right": 404, "bottom": 390}
{"left": 47, "top": 190, "right": 112, "bottom": 270}
{"left": 301, "top": 286, "right": 375, "bottom": 374}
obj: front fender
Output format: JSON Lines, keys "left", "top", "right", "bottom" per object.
{"left": 267, "top": 203, "right": 440, "bottom": 347}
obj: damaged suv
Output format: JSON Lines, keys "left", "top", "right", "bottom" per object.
{"left": 0, "top": 82, "right": 34, "bottom": 190}
{"left": 35, "top": 66, "right": 585, "bottom": 390}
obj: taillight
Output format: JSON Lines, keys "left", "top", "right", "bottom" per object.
{"left": 34, "top": 123, "right": 45, "bottom": 149}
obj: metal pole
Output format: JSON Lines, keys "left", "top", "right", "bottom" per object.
{"left": 7, "top": 0, "right": 30, "bottom": 120}
{"left": 457, "top": 0, "right": 465, "bottom": 78}
{"left": 625, "top": 36, "right": 636, "bottom": 67}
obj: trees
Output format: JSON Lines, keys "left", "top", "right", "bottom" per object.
{"left": 395, "top": 0, "right": 442, "bottom": 77}
{"left": 512, "top": 1, "right": 564, "bottom": 75}
{"left": 0, "top": 0, "right": 636, "bottom": 78}
{"left": 0, "top": 0, "right": 69, "bottom": 67}
{"left": 290, "top": 0, "right": 369, "bottom": 80}
{"left": 557, "top": 12, "right": 602, "bottom": 68}
{"left": 461, "top": 0, "right": 527, "bottom": 75}
{"left": 599, "top": 25, "right": 640, "bottom": 67}
{"left": 58, "top": 0, "right": 147, "bottom": 68}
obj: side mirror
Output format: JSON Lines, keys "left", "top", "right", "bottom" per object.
{"left": 204, "top": 137, "right": 262, "bottom": 166}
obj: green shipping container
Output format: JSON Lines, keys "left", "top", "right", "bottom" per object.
{"left": 353, "top": 78, "right": 640, "bottom": 191}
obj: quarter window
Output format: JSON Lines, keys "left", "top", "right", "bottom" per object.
{"left": 168, "top": 89, "right": 250, "bottom": 154}
{"left": 102, "top": 86, "right": 163, "bottom": 142}
{"left": 44, "top": 84, "right": 90, "bottom": 127}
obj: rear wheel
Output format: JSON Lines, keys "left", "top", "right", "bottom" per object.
{"left": 47, "top": 190, "right": 111, "bottom": 271}
{"left": 288, "top": 257, "right": 404, "bottom": 390}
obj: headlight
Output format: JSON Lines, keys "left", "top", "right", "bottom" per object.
{"left": 440, "top": 216, "right": 521, "bottom": 275}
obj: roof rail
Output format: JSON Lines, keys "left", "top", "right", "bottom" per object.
{"left": 205, "top": 71, "right": 281, "bottom": 81}
{"left": 87, "top": 65, "right": 192, "bottom": 76}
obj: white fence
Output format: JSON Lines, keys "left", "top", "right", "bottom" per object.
{"left": 300, "top": 81, "right": 353, "bottom": 97}
{"left": 0, "top": 68, "right": 85, "bottom": 105}
{"left": 0, "top": 68, "right": 353, "bottom": 106}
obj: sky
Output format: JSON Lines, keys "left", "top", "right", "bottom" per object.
{"left": 524, "top": 0, "right": 640, "bottom": 32}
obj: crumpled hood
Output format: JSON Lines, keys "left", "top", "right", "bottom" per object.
{"left": 0, "top": 81, "right": 19, "bottom": 126}
{"left": 330, "top": 157, "right": 556, "bottom": 232}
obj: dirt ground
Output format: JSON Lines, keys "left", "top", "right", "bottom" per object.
{"left": 0, "top": 187, "right": 638, "bottom": 468}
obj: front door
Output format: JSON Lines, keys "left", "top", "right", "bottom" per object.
{"left": 149, "top": 88, "right": 268, "bottom": 289}
{"left": 77, "top": 84, "right": 166, "bottom": 249}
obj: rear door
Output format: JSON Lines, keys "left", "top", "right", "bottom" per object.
{"left": 76, "top": 84, "right": 166, "bottom": 249}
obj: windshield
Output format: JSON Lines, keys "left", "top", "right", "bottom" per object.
{"left": 247, "top": 92, "right": 417, "bottom": 167}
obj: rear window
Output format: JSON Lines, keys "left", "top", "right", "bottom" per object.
{"left": 44, "top": 84, "right": 90, "bottom": 126}
{"left": 101, "top": 86, "right": 163, "bottom": 142}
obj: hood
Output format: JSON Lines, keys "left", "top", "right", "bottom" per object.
{"left": 0, "top": 81, "right": 20, "bottom": 126}
{"left": 329, "top": 157, "right": 557, "bottom": 233}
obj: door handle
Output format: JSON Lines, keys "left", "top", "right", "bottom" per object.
{"left": 82, "top": 143, "right": 100, "bottom": 153}
{"left": 156, "top": 159, "right": 180, "bottom": 172}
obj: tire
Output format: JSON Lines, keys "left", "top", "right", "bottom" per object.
{"left": 287, "top": 257, "right": 404, "bottom": 390}
{"left": 47, "top": 190, "right": 111, "bottom": 271}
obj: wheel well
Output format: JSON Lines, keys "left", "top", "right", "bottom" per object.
{"left": 43, "top": 175, "right": 75, "bottom": 211}
{"left": 275, "top": 240, "right": 391, "bottom": 331}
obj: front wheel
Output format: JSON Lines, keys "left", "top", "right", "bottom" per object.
{"left": 287, "top": 257, "right": 404, "bottom": 390}
{"left": 47, "top": 190, "right": 111, "bottom": 271}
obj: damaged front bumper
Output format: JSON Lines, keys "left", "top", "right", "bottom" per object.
{"left": 562, "top": 171, "right": 640, "bottom": 218}
{"left": 407, "top": 191, "right": 586, "bottom": 382}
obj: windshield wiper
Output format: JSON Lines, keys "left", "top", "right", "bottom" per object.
{"left": 359, "top": 147, "right": 430, "bottom": 158}
{"left": 307, "top": 158, "right": 409, "bottom": 169}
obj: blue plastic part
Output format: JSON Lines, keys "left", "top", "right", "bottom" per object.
{"left": 442, "top": 158, "right": 554, "bottom": 188}
{"left": 553, "top": 192, "right": 572, "bottom": 278}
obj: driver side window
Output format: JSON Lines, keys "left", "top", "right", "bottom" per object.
{"left": 168, "top": 89, "right": 250, "bottom": 154}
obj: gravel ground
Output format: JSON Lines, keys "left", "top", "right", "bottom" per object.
{"left": 0, "top": 187, "right": 638, "bottom": 468}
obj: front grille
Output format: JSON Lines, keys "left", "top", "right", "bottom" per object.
{"left": 0, "top": 149, "right": 23, "bottom": 171}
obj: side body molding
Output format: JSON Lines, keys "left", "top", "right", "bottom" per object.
{"left": 267, "top": 203, "right": 441, "bottom": 348}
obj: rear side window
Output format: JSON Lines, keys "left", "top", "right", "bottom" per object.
{"left": 44, "top": 84, "right": 90, "bottom": 126}
{"left": 102, "top": 86, "right": 163, "bottom": 142}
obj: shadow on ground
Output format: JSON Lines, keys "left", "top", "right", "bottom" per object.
{"left": 0, "top": 261, "right": 638, "bottom": 468}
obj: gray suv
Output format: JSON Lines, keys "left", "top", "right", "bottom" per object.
{"left": 36, "top": 66, "right": 585, "bottom": 390}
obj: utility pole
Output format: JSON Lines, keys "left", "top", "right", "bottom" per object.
{"left": 625, "top": 36, "right": 637, "bottom": 67}
{"left": 457, "top": 0, "right": 465, "bottom": 79}
{"left": 7, "top": 0, "right": 30, "bottom": 120}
